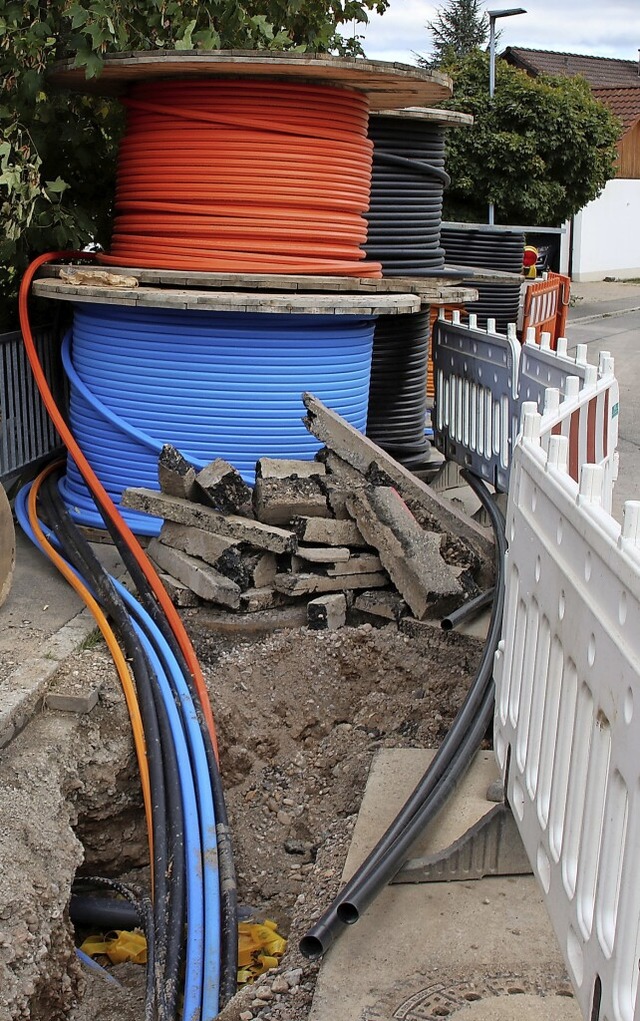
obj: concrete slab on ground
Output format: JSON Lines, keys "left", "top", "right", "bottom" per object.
{"left": 310, "top": 749, "right": 580, "bottom": 1021}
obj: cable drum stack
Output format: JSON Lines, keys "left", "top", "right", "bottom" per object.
{"left": 32, "top": 56, "right": 477, "bottom": 527}
{"left": 364, "top": 109, "right": 472, "bottom": 469}
{"left": 441, "top": 223, "right": 525, "bottom": 334}
{"left": 18, "top": 52, "right": 507, "bottom": 1018}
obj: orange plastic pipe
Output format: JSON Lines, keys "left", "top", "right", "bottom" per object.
{"left": 99, "top": 79, "right": 381, "bottom": 278}
{"left": 19, "top": 253, "right": 219, "bottom": 759}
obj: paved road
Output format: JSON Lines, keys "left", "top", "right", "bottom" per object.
{"left": 566, "top": 306, "right": 640, "bottom": 521}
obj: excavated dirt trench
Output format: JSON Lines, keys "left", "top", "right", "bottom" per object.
{"left": 0, "top": 613, "right": 485, "bottom": 1021}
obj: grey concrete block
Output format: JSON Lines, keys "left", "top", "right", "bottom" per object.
{"left": 195, "top": 458, "right": 253, "bottom": 516}
{"left": 158, "top": 444, "right": 198, "bottom": 500}
{"left": 45, "top": 687, "right": 101, "bottom": 714}
{"left": 256, "top": 457, "right": 326, "bottom": 480}
{"left": 253, "top": 475, "right": 329, "bottom": 525}
{"left": 291, "top": 516, "right": 368, "bottom": 548}
{"left": 307, "top": 593, "right": 347, "bottom": 630}
{"left": 354, "top": 589, "right": 408, "bottom": 622}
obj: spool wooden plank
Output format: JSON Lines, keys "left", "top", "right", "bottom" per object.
{"left": 0, "top": 484, "right": 15, "bottom": 608}
{"left": 35, "top": 266, "right": 480, "bottom": 305}
{"left": 374, "top": 107, "right": 474, "bottom": 127}
{"left": 48, "top": 51, "right": 452, "bottom": 109}
{"left": 31, "top": 278, "right": 424, "bottom": 315}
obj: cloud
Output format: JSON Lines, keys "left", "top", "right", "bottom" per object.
{"left": 358, "top": 0, "right": 640, "bottom": 65}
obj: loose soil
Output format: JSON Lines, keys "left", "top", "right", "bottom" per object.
{"left": 0, "top": 609, "right": 486, "bottom": 1021}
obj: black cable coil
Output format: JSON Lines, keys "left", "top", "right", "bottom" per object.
{"left": 441, "top": 225, "right": 525, "bottom": 334}
{"left": 365, "top": 117, "right": 452, "bottom": 277}
{"left": 366, "top": 311, "right": 432, "bottom": 468}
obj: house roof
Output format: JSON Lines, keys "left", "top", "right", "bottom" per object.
{"left": 592, "top": 87, "right": 640, "bottom": 135}
{"left": 503, "top": 47, "right": 640, "bottom": 89}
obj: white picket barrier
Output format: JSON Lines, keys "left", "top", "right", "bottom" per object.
{"left": 433, "top": 315, "right": 619, "bottom": 502}
{"left": 494, "top": 411, "right": 640, "bottom": 1021}
{"left": 433, "top": 311, "right": 521, "bottom": 491}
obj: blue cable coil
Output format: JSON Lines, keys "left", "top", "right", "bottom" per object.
{"left": 60, "top": 304, "right": 376, "bottom": 533}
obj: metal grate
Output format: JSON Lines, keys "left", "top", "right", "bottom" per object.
{"left": 0, "top": 324, "right": 66, "bottom": 485}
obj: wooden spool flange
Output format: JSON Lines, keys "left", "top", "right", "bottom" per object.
{"left": 0, "top": 485, "right": 15, "bottom": 609}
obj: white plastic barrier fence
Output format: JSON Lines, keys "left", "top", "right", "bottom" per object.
{"left": 433, "top": 314, "right": 619, "bottom": 502}
{"left": 494, "top": 412, "right": 640, "bottom": 1021}
{"left": 433, "top": 311, "right": 521, "bottom": 491}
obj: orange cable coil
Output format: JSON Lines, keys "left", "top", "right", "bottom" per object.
{"left": 99, "top": 79, "right": 382, "bottom": 277}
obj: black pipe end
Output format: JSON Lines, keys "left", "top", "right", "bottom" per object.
{"left": 299, "top": 935, "right": 325, "bottom": 960}
{"left": 337, "top": 903, "right": 359, "bottom": 925}
{"left": 440, "top": 618, "right": 454, "bottom": 631}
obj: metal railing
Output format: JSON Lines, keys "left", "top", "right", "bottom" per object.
{"left": 0, "top": 324, "right": 66, "bottom": 485}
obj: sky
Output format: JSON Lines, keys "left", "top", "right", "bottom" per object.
{"left": 355, "top": 0, "right": 640, "bottom": 66}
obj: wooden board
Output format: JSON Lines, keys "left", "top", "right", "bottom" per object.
{"left": 0, "top": 484, "right": 15, "bottom": 608}
{"left": 32, "top": 278, "right": 426, "bottom": 315}
{"left": 37, "top": 264, "right": 480, "bottom": 304}
{"left": 47, "top": 50, "right": 452, "bottom": 108}
{"left": 373, "top": 106, "right": 474, "bottom": 127}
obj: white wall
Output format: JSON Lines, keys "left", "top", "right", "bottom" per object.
{"left": 571, "top": 178, "right": 640, "bottom": 281}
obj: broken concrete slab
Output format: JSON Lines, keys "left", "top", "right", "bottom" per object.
{"left": 347, "top": 486, "right": 463, "bottom": 620}
{"left": 239, "top": 587, "right": 293, "bottom": 613}
{"left": 238, "top": 552, "right": 278, "bottom": 591}
{"left": 158, "top": 571, "right": 201, "bottom": 608}
{"left": 294, "top": 546, "right": 351, "bottom": 564}
{"left": 307, "top": 593, "right": 347, "bottom": 630}
{"left": 326, "top": 553, "right": 383, "bottom": 577}
{"left": 291, "top": 516, "right": 367, "bottom": 548}
{"left": 158, "top": 444, "right": 198, "bottom": 500}
{"left": 256, "top": 457, "right": 326, "bottom": 480}
{"left": 274, "top": 571, "right": 388, "bottom": 597}
{"left": 147, "top": 539, "right": 241, "bottom": 608}
{"left": 158, "top": 521, "right": 242, "bottom": 571}
{"left": 253, "top": 475, "right": 329, "bottom": 525}
{"left": 303, "top": 393, "right": 493, "bottom": 561}
{"left": 122, "top": 488, "right": 297, "bottom": 554}
{"left": 353, "top": 589, "right": 408, "bottom": 622}
{"left": 194, "top": 458, "right": 254, "bottom": 516}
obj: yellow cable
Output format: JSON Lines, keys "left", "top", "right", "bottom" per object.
{"left": 28, "top": 464, "right": 154, "bottom": 873}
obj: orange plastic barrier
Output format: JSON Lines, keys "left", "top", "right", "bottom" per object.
{"left": 521, "top": 271, "right": 571, "bottom": 348}
{"left": 427, "top": 304, "right": 464, "bottom": 400}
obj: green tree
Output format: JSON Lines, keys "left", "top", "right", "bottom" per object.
{"left": 438, "top": 50, "right": 621, "bottom": 226}
{"left": 0, "top": 0, "right": 389, "bottom": 329}
{"left": 417, "top": 0, "right": 489, "bottom": 69}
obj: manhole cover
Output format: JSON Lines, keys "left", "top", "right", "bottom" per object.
{"left": 365, "top": 972, "right": 576, "bottom": 1021}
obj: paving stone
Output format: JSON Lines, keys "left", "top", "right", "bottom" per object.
{"left": 195, "top": 458, "right": 254, "bottom": 516}
{"left": 158, "top": 444, "right": 198, "bottom": 500}
{"left": 253, "top": 475, "right": 329, "bottom": 525}
{"left": 307, "top": 593, "right": 347, "bottom": 630}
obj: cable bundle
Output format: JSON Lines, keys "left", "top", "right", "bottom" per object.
{"left": 366, "top": 312, "right": 432, "bottom": 468}
{"left": 441, "top": 225, "right": 525, "bottom": 334}
{"left": 60, "top": 303, "right": 375, "bottom": 532}
{"left": 364, "top": 115, "right": 450, "bottom": 276}
{"left": 98, "top": 79, "right": 381, "bottom": 277}
{"left": 17, "top": 466, "right": 237, "bottom": 1020}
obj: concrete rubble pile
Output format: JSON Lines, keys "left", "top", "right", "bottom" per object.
{"left": 121, "top": 395, "right": 494, "bottom": 631}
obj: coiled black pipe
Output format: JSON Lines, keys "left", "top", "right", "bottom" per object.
{"left": 40, "top": 475, "right": 185, "bottom": 1021}
{"left": 366, "top": 311, "right": 431, "bottom": 468}
{"left": 365, "top": 116, "right": 450, "bottom": 276}
{"left": 300, "top": 474, "right": 505, "bottom": 959}
{"left": 441, "top": 225, "right": 524, "bottom": 333}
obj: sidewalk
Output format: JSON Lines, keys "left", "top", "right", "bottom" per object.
{"left": 567, "top": 279, "right": 640, "bottom": 322}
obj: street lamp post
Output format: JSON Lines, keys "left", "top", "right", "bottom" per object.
{"left": 487, "top": 7, "right": 526, "bottom": 225}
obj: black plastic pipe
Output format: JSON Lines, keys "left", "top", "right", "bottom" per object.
{"left": 300, "top": 475, "right": 505, "bottom": 959}
{"left": 441, "top": 587, "right": 495, "bottom": 631}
